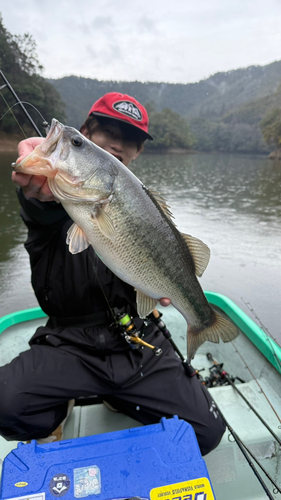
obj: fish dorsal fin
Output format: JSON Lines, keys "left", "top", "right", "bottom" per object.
{"left": 136, "top": 289, "right": 158, "bottom": 318}
{"left": 91, "top": 205, "right": 116, "bottom": 242}
{"left": 148, "top": 189, "right": 175, "bottom": 223}
{"left": 66, "top": 223, "right": 90, "bottom": 254}
{"left": 182, "top": 233, "right": 210, "bottom": 277}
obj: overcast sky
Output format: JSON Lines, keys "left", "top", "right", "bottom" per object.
{"left": 1, "top": 0, "right": 281, "bottom": 84}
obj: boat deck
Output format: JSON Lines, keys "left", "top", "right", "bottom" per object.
{"left": 0, "top": 310, "right": 281, "bottom": 500}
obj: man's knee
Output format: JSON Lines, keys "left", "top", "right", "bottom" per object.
{"left": 0, "top": 375, "right": 29, "bottom": 440}
{"left": 195, "top": 412, "right": 226, "bottom": 456}
{"left": 0, "top": 378, "right": 25, "bottom": 419}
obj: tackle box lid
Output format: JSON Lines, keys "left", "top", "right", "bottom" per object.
{"left": 0, "top": 416, "right": 215, "bottom": 500}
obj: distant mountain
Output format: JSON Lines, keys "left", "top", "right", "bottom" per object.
{"left": 221, "top": 83, "right": 281, "bottom": 125}
{"left": 183, "top": 61, "right": 281, "bottom": 121}
{"left": 48, "top": 60, "right": 281, "bottom": 153}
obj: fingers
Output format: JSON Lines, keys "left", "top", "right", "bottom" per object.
{"left": 17, "top": 137, "right": 45, "bottom": 162}
{"left": 12, "top": 171, "right": 56, "bottom": 202}
{"left": 35, "top": 177, "right": 56, "bottom": 201}
{"left": 13, "top": 137, "right": 56, "bottom": 202}
{"left": 12, "top": 171, "right": 32, "bottom": 188}
{"left": 159, "top": 298, "right": 171, "bottom": 307}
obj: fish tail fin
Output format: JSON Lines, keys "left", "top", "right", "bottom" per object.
{"left": 187, "top": 310, "right": 239, "bottom": 362}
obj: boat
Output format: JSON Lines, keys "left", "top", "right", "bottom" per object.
{"left": 0, "top": 292, "right": 280, "bottom": 500}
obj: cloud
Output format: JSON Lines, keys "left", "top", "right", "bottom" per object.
{"left": 137, "top": 16, "right": 158, "bottom": 34}
{"left": 91, "top": 15, "right": 114, "bottom": 30}
{"left": 1, "top": 0, "right": 281, "bottom": 83}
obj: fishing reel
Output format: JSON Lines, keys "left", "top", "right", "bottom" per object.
{"left": 116, "top": 312, "right": 162, "bottom": 356}
{"left": 201, "top": 353, "right": 245, "bottom": 387}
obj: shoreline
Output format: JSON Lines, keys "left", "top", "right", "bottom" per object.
{"left": 0, "top": 135, "right": 271, "bottom": 157}
{"left": 0, "top": 134, "right": 22, "bottom": 153}
{"left": 144, "top": 147, "right": 198, "bottom": 155}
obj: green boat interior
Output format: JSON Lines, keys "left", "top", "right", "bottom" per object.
{"left": 0, "top": 293, "right": 280, "bottom": 500}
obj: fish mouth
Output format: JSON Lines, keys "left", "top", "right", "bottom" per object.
{"left": 14, "top": 119, "right": 64, "bottom": 177}
{"left": 41, "top": 119, "right": 64, "bottom": 157}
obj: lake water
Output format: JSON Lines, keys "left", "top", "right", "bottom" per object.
{"left": 0, "top": 150, "right": 280, "bottom": 346}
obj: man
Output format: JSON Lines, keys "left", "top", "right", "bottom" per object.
{"left": 0, "top": 92, "right": 225, "bottom": 455}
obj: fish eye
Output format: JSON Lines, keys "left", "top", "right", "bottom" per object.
{"left": 71, "top": 136, "right": 84, "bottom": 147}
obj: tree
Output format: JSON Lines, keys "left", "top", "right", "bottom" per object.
{"left": 0, "top": 14, "right": 65, "bottom": 135}
{"left": 12, "top": 33, "right": 44, "bottom": 75}
{"left": 189, "top": 118, "right": 217, "bottom": 151}
{"left": 146, "top": 106, "right": 195, "bottom": 150}
{"left": 260, "top": 108, "right": 281, "bottom": 159}
{"left": 260, "top": 108, "right": 281, "bottom": 147}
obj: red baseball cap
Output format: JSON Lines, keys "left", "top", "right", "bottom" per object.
{"left": 88, "top": 92, "right": 153, "bottom": 140}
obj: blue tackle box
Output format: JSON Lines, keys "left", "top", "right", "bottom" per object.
{"left": 0, "top": 416, "right": 215, "bottom": 500}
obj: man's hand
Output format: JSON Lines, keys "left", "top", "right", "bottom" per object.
{"left": 12, "top": 137, "right": 57, "bottom": 202}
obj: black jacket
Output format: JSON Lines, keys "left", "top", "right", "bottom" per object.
{"left": 18, "top": 189, "right": 138, "bottom": 321}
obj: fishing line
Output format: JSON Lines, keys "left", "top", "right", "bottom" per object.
{"left": 231, "top": 340, "right": 281, "bottom": 425}
{"left": 86, "top": 252, "right": 162, "bottom": 353}
{"left": 203, "top": 352, "right": 281, "bottom": 495}
{"left": 0, "top": 90, "right": 27, "bottom": 138}
{"left": 0, "top": 100, "right": 48, "bottom": 129}
{"left": 241, "top": 297, "right": 281, "bottom": 373}
{"left": 214, "top": 403, "right": 279, "bottom": 499}
{"left": 87, "top": 250, "right": 116, "bottom": 324}
{"left": 0, "top": 70, "right": 44, "bottom": 137}
{"left": 207, "top": 352, "right": 281, "bottom": 445}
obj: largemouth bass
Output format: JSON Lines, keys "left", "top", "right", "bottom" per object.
{"left": 14, "top": 119, "right": 239, "bottom": 360}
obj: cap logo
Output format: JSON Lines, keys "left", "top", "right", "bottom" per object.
{"left": 113, "top": 101, "right": 142, "bottom": 121}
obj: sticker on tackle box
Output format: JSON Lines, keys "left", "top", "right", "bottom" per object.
{"left": 150, "top": 478, "right": 215, "bottom": 500}
{"left": 74, "top": 464, "right": 101, "bottom": 498}
{"left": 6, "top": 493, "right": 45, "bottom": 500}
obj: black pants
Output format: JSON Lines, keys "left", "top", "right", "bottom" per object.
{"left": 0, "top": 322, "right": 225, "bottom": 456}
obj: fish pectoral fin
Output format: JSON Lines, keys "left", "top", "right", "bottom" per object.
{"left": 182, "top": 233, "right": 210, "bottom": 277}
{"left": 66, "top": 223, "right": 90, "bottom": 254}
{"left": 91, "top": 205, "right": 116, "bottom": 242}
{"left": 187, "top": 310, "right": 240, "bottom": 361}
{"left": 136, "top": 290, "right": 158, "bottom": 318}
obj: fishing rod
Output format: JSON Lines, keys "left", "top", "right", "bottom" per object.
{"left": 214, "top": 404, "right": 280, "bottom": 499}
{"left": 147, "top": 313, "right": 281, "bottom": 498}
{"left": 148, "top": 309, "right": 198, "bottom": 377}
{"left": 205, "top": 352, "right": 281, "bottom": 446}
{"left": 233, "top": 340, "right": 281, "bottom": 426}
{"left": 0, "top": 70, "right": 48, "bottom": 137}
{"left": 202, "top": 352, "right": 281, "bottom": 495}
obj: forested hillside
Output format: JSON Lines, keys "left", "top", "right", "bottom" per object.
{"left": 0, "top": 15, "right": 65, "bottom": 137}
{"left": 49, "top": 60, "right": 281, "bottom": 154}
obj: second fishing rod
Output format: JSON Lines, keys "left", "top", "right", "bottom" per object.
{"left": 0, "top": 70, "right": 48, "bottom": 138}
